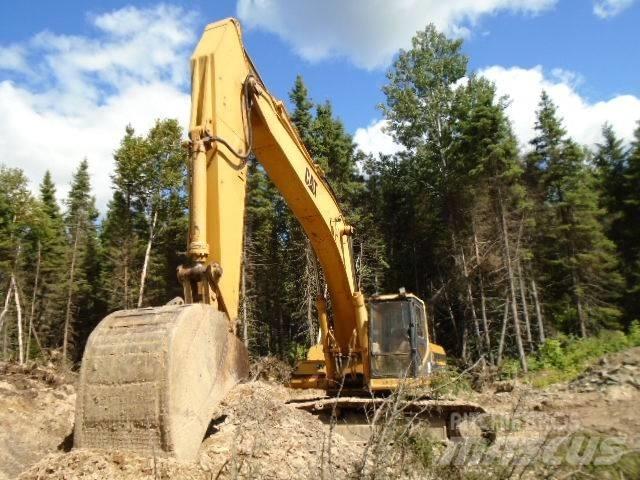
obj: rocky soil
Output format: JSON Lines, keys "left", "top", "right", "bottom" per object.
{"left": 467, "top": 347, "right": 640, "bottom": 477}
{"left": 486, "top": 347, "right": 640, "bottom": 438}
{"left": 2, "top": 347, "right": 640, "bottom": 479}
{"left": 570, "top": 347, "right": 640, "bottom": 392}
{"left": 14, "top": 380, "right": 361, "bottom": 480}
{"left": 0, "top": 363, "right": 75, "bottom": 480}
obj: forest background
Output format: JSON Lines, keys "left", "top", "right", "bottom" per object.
{"left": 1, "top": 25, "right": 639, "bottom": 373}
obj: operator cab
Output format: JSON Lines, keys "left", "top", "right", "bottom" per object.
{"left": 368, "top": 290, "right": 433, "bottom": 379}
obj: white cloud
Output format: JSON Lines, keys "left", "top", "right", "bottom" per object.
{"left": 354, "top": 120, "right": 404, "bottom": 156}
{"left": 0, "top": 45, "right": 28, "bottom": 73}
{"left": 593, "top": 0, "right": 636, "bottom": 18}
{"left": 481, "top": 65, "right": 640, "bottom": 148}
{"left": 354, "top": 66, "right": 640, "bottom": 156}
{"left": 236, "top": 0, "right": 557, "bottom": 69}
{"left": 0, "top": 5, "right": 194, "bottom": 211}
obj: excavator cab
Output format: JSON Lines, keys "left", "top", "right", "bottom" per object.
{"left": 369, "top": 291, "right": 430, "bottom": 380}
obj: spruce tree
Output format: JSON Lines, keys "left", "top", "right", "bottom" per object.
{"left": 289, "top": 75, "right": 314, "bottom": 147}
{"left": 621, "top": 122, "right": 640, "bottom": 320}
{"left": 244, "top": 159, "right": 287, "bottom": 354}
{"left": 101, "top": 120, "right": 187, "bottom": 312}
{"left": 63, "top": 159, "right": 101, "bottom": 362}
{"left": 454, "top": 76, "right": 531, "bottom": 365}
{"left": 35, "top": 171, "right": 68, "bottom": 349}
{"left": 100, "top": 191, "right": 135, "bottom": 310}
{"left": 527, "top": 94, "right": 623, "bottom": 335}
{"left": 312, "top": 101, "right": 362, "bottom": 206}
{"left": 594, "top": 123, "right": 626, "bottom": 230}
{"left": 284, "top": 75, "right": 318, "bottom": 351}
{"left": 102, "top": 126, "right": 144, "bottom": 310}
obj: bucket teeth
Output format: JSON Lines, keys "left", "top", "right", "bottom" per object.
{"left": 74, "top": 304, "right": 248, "bottom": 461}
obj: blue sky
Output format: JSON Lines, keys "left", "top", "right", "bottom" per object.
{"left": 0, "top": 0, "right": 638, "bottom": 209}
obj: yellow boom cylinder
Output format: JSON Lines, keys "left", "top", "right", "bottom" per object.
{"left": 188, "top": 137, "right": 210, "bottom": 260}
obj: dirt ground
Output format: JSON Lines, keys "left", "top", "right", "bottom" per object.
{"left": 2, "top": 348, "right": 640, "bottom": 479}
{"left": 12, "top": 379, "right": 362, "bottom": 480}
{"left": 474, "top": 347, "right": 640, "bottom": 442}
{"left": 0, "top": 363, "right": 75, "bottom": 480}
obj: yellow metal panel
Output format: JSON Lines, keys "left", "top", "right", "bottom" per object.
{"left": 293, "top": 360, "right": 326, "bottom": 376}
{"left": 188, "top": 18, "right": 365, "bottom": 376}
{"left": 289, "top": 375, "right": 326, "bottom": 390}
{"left": 369, "top": 378, "right": 400, "bottom": 391}
{"left": 189, "top": 19, "right": 251, "bottom": 320}
{"left": 251, "top": 93, "right": 359, "bottom": 352}
{"left": 306, "top": 343, "right": 325, "bottom": 361}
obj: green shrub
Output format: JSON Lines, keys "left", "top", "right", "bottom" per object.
{"left": 629, "top": 320, "right": 640, "bottom": 346}
{"left": 537, "top": 338, "right": 568, "bottom": 369}
{"left": 501, "top": 328, "right": 638, "bottom": 388}
{"left": 407, "top": 428, "right": 439, "bottom": 469}
{"left": 428, "top": 367, "right": 472, "bottom": 396}
{"left": 499, "top": 358, "right": 522, "bottom": 380}
{"left": 285, "top": 342, "right": 309, "bottom": 365}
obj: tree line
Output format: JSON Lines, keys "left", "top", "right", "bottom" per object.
{"left": 0, "top": 120, "right": 187, "bottom": 364}
{"left": 1, "top": 25, "right": 638, "bottom": 370}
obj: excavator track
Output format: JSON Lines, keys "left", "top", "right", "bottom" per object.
{"left": 74, "top": 304, "right": 248, "bottom": 461}
{"left": 288, "top": 396, "right": 491, "bottom": 442}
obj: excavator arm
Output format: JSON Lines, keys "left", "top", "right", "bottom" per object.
{"left": 181, "top": 18, "right": 369, "bottom": 375}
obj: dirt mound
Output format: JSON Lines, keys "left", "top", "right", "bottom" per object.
{"left": 19, "top": 381, "right": 362, "bottom": 479}
{"left": 570, "top": 346, "right": 640, "bottom": 392}
{"left": 249, "top": 356, "right": 293, "bottom": 383}
{"left": 0, "top": 362, "right": 75, "bottom": 480}
{"left": 202, "top": 382, "right": 361, "bottom": 478}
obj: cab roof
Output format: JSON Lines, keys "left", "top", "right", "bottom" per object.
{"left": 370, "top": 292, "right": 425, "bottom": 306}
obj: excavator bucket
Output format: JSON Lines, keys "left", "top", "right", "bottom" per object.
{"left": 74, "top": 304, "right": 248, "bottom": 461}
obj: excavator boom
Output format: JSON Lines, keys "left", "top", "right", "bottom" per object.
{"left": 183, "top": 18, "right": 367, "bottom": 360}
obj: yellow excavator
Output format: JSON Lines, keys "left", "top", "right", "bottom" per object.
{"left": 74, "top": 18, "right": 482, "bottom": 461}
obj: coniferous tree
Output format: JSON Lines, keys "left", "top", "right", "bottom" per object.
{"left": 101, "top": 190, "right": 137, "bottom": 311}
{"left": 454, "top": 76, "right": 531, "bottom": 366}
{"left": 527, "top": 93, "right": 623, "bottom": 336}
{"left": 620, "top": 122, "right": 640, "bottom": 320}
{"left": 63, "top": 159, "right": 100, "bottom": 362}
{"left": 102, "top": 126, "right": 144, "bottom": 310}
{"left": 289, "top": 75, "right": 314, "bottom": 146}
{"left": 34, "top": 171, "right": 68, "bottom": 351}
{"left": 594, "top": 124, "right": 627, "bottom": 240}
{"left": 281, "top": 78, "right": 318, "bottom": 349}
{"left": 243, "top": 159, "right": 287, "bottom": 354}
{"left": 101, "top": 120, "right": 187, "bottom": 313}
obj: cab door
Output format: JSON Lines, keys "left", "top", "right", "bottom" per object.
{"left": 410, "top": 299, "right": 429, "bottom": 376}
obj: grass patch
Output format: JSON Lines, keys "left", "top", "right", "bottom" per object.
{"left": 500, "top": 322, "right": 640, "bottom": 388}
{"left": 427, "top": 367, "right": 473, "bottom": 396}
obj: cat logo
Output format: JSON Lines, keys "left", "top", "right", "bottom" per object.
{"left": 305, "top": 167, "right": 318, "bottom": 196}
